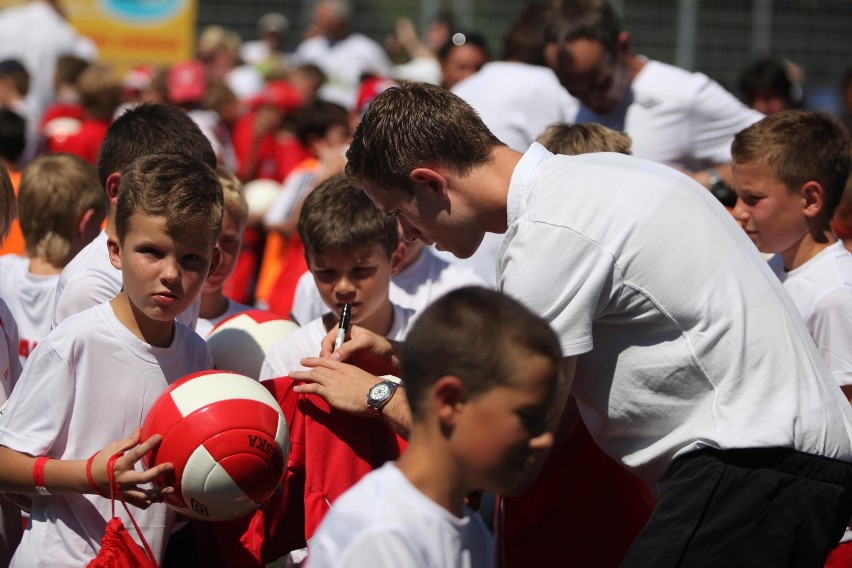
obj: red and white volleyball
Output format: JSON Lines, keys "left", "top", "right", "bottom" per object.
{"left": 142, "top": 370, "right": 289, "bottom": 521}
{"left": 205, "top": 310, "right": 299, "bottom": 380}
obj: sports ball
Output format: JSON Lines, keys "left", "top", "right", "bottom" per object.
{"left": 142, "top": 370, "right": 289, "bottom": 521}
{"left": 205, "top": 310, "right": 299, "bottom": 380}
{"left": 243, "top": 178, "right": 281, "bottom": 220}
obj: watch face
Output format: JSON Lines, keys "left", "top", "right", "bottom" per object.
{"left": 370, "top": 383, "right": 391, "bottom": 401}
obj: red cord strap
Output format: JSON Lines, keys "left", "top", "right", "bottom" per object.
{"left": 86, "top": 451, "right": 107, "bottom": 497}
{"left": 105, "top": 451, "right": 158, "bottom": 566}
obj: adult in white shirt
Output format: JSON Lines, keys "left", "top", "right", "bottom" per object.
{"left": 543, "top": 0, "right": 762, "bottom": 195}
{"left": 0, "top": 0, "right": 91, "bottom": 117}
{"left": 328, "top": 82, "right": 852, "bottom": 566}
{"left": 53, "top": 104, "right": 216, "bottom": 329}
{"left": 292, "top": 0, "right": 391, "bottom": 111}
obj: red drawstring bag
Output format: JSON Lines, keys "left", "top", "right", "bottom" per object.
{"left": 87, "top": 452, "right": 159, "bottom": 568}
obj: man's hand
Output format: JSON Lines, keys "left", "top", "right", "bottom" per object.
{"left": 318, "top": 324, "right": 401, "bottom": 376}
{"left": 290, "top": 357, "right": 382, "bottom": 418}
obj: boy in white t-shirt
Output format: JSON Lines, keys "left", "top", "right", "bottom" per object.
{"left": 260, "top": 174, "right": 414, "bottom": 379}
{"left": 196, "top": 166, "right": 253, "bottom": 337}
{"left": 0, "top": 152, "right": 223, "bottom": 567}
{"left": 0, "top": 154, "right": 105, "bottom": 366}
{"left": 308, "top": 286, "right": 559, "bottom": 567}
{"left": 52, "top": 103, "right": 217, "bottom": 330}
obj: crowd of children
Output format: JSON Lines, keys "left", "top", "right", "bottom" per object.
{"left": 0, "top": 0, "right": 851, "bottom": 566}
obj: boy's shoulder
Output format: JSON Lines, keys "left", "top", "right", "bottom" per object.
{"left": 784, "top": 242, "right": 852, "bottom": 316}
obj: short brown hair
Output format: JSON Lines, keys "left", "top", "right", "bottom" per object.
{"left": 116, "top": 153, "right": 223, "bottom": 242}
{"left": 400, "top": 286, "right": 561, "bottom": 422}
{"left": 537, "top": 122, "right": 632, "bottom": 155}
{"left": 731, "top": 110, "right": 851, "bottom": 216}
{"left": 298, "top": 174, "right": 398, "bottom": 261}
{"left": 345, "top": 82, "right": 504, "bottom": 192}
{"left": 19, "top": 154, "right": 106, "bottom": 265}
{"left": 77, "top": 63, "right": 122, "bottom": 122}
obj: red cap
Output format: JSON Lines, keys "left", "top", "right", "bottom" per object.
{"left": 247, "top": 80, "right": 303, "bottom": 115}
{"left": 167, "top": 60, "right": 206, "bottom": 105}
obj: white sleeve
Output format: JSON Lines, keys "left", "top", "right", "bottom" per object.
{"left": 53, "top": 272, "right": 118, "bottom": 328}
{"left": 290, "top": 272, "right": 325, "bottom": 326}
{"left": 263, "top": 170, "right": 317, "bottom": 228}
{"left": 687, "top": 74, "right": 764, "bottom": 165}
{"left": 0, "top": 300, "right": 21, "bottom": 404}
{"left": 500, "top": 221, "right": 619, "bottom": 357}
{"left": 307, "top": 527, "right": 422, "bottom": 568}
{"left": 807, "top": 290, "right": 852, "bottom": 387}
{"left": 0, "top": 339, "right": 72, "bottom": 456}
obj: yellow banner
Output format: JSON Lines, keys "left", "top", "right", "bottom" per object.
{"left": 0, "top": 0, "right": 196, "bottom": 74}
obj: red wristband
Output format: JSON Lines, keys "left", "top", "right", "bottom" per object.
{"left": 86, "top": 451, "right": 106, "bottom": 497}
{"left": 33, "top": 456, "right": 51, "bottom": 495}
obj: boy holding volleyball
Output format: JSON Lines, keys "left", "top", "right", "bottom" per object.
{"left": 307, "top": 286, "right": 560, "bottom": 567}
{"left": 0, "top": 152, "right": 223, "bottom": 567}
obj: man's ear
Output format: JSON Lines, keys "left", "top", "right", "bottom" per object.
{"left": 107, "top": 235, "right": 122, "bottom": 270}
{"left": 206, "top": 246, "right": 222, "bottom": 280}
{"left": 800, "top": 181, "right": 825, "bottom": 218}
{"left": 105, "top": 172, "right": 121, "bottom": 204}
{"left": 433, "top": 375, "right": 467, "bottom": 435}
{"left": 410, "top": 167, "right": 449, "bottom": 200}
{"left": 389, "top": 242, "right": 406, "bottom": 276}
{"left": 76, "top": 208, "right": 98, "bottom": 238}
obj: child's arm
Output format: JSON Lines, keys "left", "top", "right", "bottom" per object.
{"left": 0, "top": 427, "right": 174, "bottom": 509}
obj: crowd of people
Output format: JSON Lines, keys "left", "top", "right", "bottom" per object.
{"left": 0, "top": 0, "right": 851, "bottom": 566}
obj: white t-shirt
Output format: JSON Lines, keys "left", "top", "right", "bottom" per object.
{"left": 53, "top": 230, "right": 200, "bottom": 330}
{"left": 195, "top": 298, "right": 254, "bottom": 338}
{"left": 500, "top": 143, "right": 852, "bottom": 480}
{"left": 260, "top": 303, "right": 414, "bottom": 380}
{"left": 294, "top": 33, "right": 391, "bottom": 111}
{"left": 572, "top": 59, "right": 764, "bottom": 171}
{"left": 452, "top": 62, "right": 579, "bottom": 154}
{"left": 307, "top": 462, "right": 494, "bottom": 568}
{"left": 0, "top": 302, "right": 213, "bottom": 567}
{"left": 0, "top": 255, "right": 58, "bottom": 366}
{"left": 290, "top": 249, "right": 486, "bottom": 325}
{"left": 0, "top": 298, "right": 21, "bottom": 405}
{"left": 779, "top": 241, "right": 852, "bottom": 388}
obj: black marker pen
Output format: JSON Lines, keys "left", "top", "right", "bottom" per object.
{"left": 334, "top": 302, "right": 351, "bottom": 350}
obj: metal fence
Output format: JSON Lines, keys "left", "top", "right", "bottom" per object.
{"left": 199, "top": 0, "right": 852, "bottom": 113}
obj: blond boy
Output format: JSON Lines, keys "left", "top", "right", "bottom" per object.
{"left": 0, "top": 152, "right": 223, "bottom": 566}
{"left": 0, "top": 154, "right": 106, "bottom": 365}
{"left": 537, "top": 121, "right": 632, "bottom": 155}
{"left": 196, "top": 166, "right": 252, "bottom": 337}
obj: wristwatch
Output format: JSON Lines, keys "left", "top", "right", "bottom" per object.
{"left": 707, "top": 169, "right": 737, "bottom": 208}
{"left": 367, "top": 379, "right": 399, "bottom": 418}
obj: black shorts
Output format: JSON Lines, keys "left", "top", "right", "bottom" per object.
{"left": 621, "top": 447, "right": 852, "bottom": 568}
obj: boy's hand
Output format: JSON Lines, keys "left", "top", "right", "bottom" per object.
{"left": 290, "top": 358, "right": 379, "bottom": 418}
{"left": 92, "top": 427, "right": 175, "bottom": 509}
{"left": 319, "top": 324, "right": 401, "bottom": 376}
